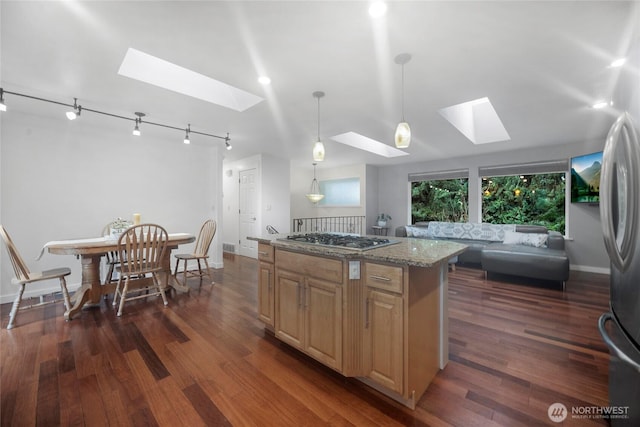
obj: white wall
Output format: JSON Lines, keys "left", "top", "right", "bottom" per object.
{"left": 1, "top": 110, "right": 223, "bottom": 303}
{"left": 261, "top": 154, "right": 292, "bottom": 234}
{"left": 290, "top": 163, "right": 368, "bottom": 220}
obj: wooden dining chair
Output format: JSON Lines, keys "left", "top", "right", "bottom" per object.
{"left": 112, "top": 224, "right": 169, "bottom": 317}
{"left": 173, "top": 219, "right": 217, "bottom": 288}
{"left": 101, "top": 222, "right": 121, "bottom": 284}
{"left": 0, "top": 225, "right": 72, "bottom": 329}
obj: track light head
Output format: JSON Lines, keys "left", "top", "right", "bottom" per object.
{"left": 132, "top": 112, "right": 145, "bottom": 136}
{"left": 184, "top": 124, "right": 191, "bottom": 144}
{"left": 0, "top": 88, "right": 6, "bottom": 112}
{"left": 66, "top": 98, "right": 81, "bottom": 120}
{"left": 132, "top": 119, "right": 141, "bottom": 136}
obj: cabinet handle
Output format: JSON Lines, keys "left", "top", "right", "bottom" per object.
{"left": 297, "top": 283, "right": 301, "bottom": 308}
{"left": 365, "top": 298, "right": 370, "bottom": 328}
{"left": 304, "top": 284, "right": 308, "bottom": 309}
{"left": 370, "top": 274, "right": 391, "bottom": 282}
{"left": 258, "top": 251, "right": 268, "bottom": 256}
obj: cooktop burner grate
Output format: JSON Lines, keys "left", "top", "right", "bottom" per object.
{"left": 280, "top": 233, "right": 399, "bottom": 251}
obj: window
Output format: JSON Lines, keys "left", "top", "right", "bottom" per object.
{"left": 480, "top": 160, "right": 567, "bottom": 234}
{"left": 409, "top": 169, "right": 469, "bottom": 223}
{"left": 319, "top": 177, "right": 360, "bottom": 206}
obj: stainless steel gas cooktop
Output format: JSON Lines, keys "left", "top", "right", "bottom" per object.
{"left": 280, "top": 233, "right": 400, "bottom": 251}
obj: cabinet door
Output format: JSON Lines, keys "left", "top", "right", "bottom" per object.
{"left": 304, "top": 278, "right": 343, "bottom": 371}
{"left": 275, "top": 270, "right": 304, "bottom": 350}
{"left": 364, "top": 288, "right": 403, "bottom": 394}
{"left": 258, "top": 261, "right": 274, "bottom": 326}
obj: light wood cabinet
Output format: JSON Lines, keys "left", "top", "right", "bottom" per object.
{"left": 257, "top": 243, "right": 275, "bottom": 327}
{"left": 274, "top": 250, "right": 343, "bottom": 371}
{"left": 260, "top": 243, "right": 449, "bottom": 409}
{"left": 275, "top": 270, "right": 305, "bottom": 348}
{"left": 257, "top": 261, "right": 274, "bottom": 326}
{"left": 304, "top": 277, "right": 342, "bottom": 369}
{"left": 363, "top": 263, "right": 404, "bottom": 394}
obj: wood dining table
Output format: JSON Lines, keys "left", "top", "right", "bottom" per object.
{"left": 45, "top": 233, "right": 195, "bottom": 320}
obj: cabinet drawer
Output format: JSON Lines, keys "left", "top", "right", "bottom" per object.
{"left": 276, "top": 250, "right": 343, "bottom": 283}
{"left": 258, "top": 243, "right": 274, "bottom": 263}
{"left": 365, "top": 263, "right": 404, "bottom": 294}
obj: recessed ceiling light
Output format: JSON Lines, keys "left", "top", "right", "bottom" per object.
{"left": 331, "top": 132, "right": 409, "bottom": 158}
{"left": 591, "top": 100, "right": 611, "bottom": 109}
{"left": 258, "top": 76, "right": 271, "bottom": 85}
{"left": 118, "top": 48, "right": 263, "bottom": 112}
{"left": 368, "top": 1, "right": 387, "bottom": 18}
{"left": 438, "top": 97, "right": 510, "bottom": 144}
{"left": 609, "top": 58, "right": 626, "bottom": 68}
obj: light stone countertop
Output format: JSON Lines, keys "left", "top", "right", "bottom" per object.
{"left": 249, "top": 234, "right": 467, "bottom": 268}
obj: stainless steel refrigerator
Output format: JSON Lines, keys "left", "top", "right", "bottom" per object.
{"left": 598, "top": 110, "right": 640, "bottom": 426}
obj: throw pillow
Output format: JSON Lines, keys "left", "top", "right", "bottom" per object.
{"left": 503, "top": 231, "right": 548, "bottom": 248}
{"left": 405, "top": 225, "right": 431, "bottom": 238}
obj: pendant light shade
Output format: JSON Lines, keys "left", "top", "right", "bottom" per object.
{"left": 394, "top": 53, "right": 412, "bottom": 148}
{"left": 306, "top": 163, "right": 324, "bottom": 203}
{"left": 312, "top": 91, "right": 325, "bottom": 161}
{"left": 395, "top": 121, "right": 411, "bottom": 148}
{"left": 313, "top": 141, "right": 325, "bottom": 162}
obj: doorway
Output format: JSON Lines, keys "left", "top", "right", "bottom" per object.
{"left": 239, "top": 168, "right": 258, "bottom": 258}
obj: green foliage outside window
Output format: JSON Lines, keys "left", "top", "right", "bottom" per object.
{"left": 482, "top": 173, "right": 566, "bottom": 234}
{"left": 410, "top": 173, "right": 566, "bottom": 235}
{"left": 411, "top": 179, "right": 469, "bottom": 223}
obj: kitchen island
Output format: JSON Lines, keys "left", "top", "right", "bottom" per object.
{"left": 250, "top": 234, "right": 466, "bottom": 409}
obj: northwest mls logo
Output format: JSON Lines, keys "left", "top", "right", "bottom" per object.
{"left": 548, "top": 402, "right": 568, "bottom": 423}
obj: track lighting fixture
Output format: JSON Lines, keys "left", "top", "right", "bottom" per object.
{"left": 0, "top": 88, "right": 231, "bottom": 148}
{"left": 132, "top": 112, "right": 145, "bottom": 136}
{"left": 184, "top": 124, "right": 191, "bottom": 144}
{"left": 394, "top": 53, "right": 412, "bottom": 148}
{"left": 66, "top": 98, "right": 81, "bottom": 120}
{"left": 0, "top": 88, "right": 6, "bottom": 112}
{"left": 312, "top": 91, "right": 326, "bottom": 162}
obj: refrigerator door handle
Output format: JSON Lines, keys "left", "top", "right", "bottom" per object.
{"left": 598, "top": 312, "right": 640, "bottom": 373}
{"left": 600, "top": 112, "right": 640, "bottom": 272}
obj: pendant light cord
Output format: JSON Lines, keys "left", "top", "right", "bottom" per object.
{"left": 401, "top": 63, "right": 405, "bottom": 121}
{"left": 317, "top": 95, "right": 321, "bottom": 141}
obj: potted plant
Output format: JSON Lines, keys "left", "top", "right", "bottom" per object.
{"left": 377, "top": 213, "right": 392, "bottom": 227}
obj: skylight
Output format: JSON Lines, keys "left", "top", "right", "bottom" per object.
{"left": 330, "top": 132, "right": 410, "bottom": 158}
{"left": 438, "top": 97, "right": 510, "bottom": 144}
{"left": 118, "top": 48, "right": 263, "bottom": 112}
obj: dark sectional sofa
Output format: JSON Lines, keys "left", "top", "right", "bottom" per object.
{"left": 395, "top": 222, "right": 570, "bottom": 286}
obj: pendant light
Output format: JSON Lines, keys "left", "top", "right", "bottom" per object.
{"left": 305, "top": 163, "right": 324, "bottom": 203}
{"left": 394, "top": 53, "right": 412, "bottom": 148}
{"left": 312, "top": 91, "right": 325, "bottom": 161}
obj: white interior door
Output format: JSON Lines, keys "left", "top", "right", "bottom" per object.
{"left": 239, "top": 168, "right": 258, "bottom": 258}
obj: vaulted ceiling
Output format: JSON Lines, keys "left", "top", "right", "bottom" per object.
{"left": 1, "top": 1, "right": 637, "bottom": 168}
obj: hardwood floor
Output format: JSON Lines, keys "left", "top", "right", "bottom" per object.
{"left": 1, "top": 254, "right": 611, "bottom": 426}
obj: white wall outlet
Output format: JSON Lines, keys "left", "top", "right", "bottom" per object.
{"left": 348, "top": 261, "right": 360, "bottom": 280}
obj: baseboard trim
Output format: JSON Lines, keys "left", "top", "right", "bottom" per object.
{"left": 0, "top": 282, "right": 82, "bottom": 305}
{"left": 570, "top": 264, "right": 610, "bottom": 275}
